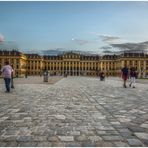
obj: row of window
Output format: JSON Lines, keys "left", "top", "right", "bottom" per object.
{"left": 28, "top": 66, "right": 41, "bottom": 69}
{"left": 27, "top": 71, "right": 98, "bottom": 76}
{"left": 0, "top": 64, "right": 19, "bottom": 69}
{"left": 1, "top": 58, "right": 148, "bottom": 64}
{"left": 28, "top": 61, "right": 42, "bottom": 64}
{"left": 125, "top": 61, "right": 147, "bottom": 65}
{"left": 44, "top": 67, "right": 97, "bottom": 71}
{"left": 44, "top": 56, "right": 98, "bottom": 60}
{"left": 27, "top": 62, "right": 98, "bottom": 67}
{"left": 0, "top": 59, "right": 19, "bottom": 63}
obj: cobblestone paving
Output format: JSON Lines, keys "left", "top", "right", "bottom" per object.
{"left": 0, "top": 76, "right": 148, "bottom": 147}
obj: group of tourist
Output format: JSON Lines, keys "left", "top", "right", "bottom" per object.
{"left": 0, "top": 61, "right": 138, "bottom": 93}
{"left": 121, "top": 64, "right": 138, "bottom": 88}
{"left": 99, "top": 64, "right": 138, "bottom": 88}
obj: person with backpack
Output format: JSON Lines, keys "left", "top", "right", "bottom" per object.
{"left": 121, "top": 64, "right": 129, "bottom": 88}
{"left": 1, "top": 61, "right": 14, "bottom": 92}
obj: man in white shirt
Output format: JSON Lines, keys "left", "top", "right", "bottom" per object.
{"left": 1, "top": 61, "right": 13, "bottom": 92}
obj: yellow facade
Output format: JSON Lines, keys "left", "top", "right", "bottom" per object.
{"left": 25, "top": 54, "right": 43, "bottom": 76}
{"left": 0, "top": 50, "right": 27, "bottom": 76}
{"left": 43, "top": 53, "right": 99, "bottom": 76}
{"left": 0, "top": 50, "right": 148, "bottom": 78}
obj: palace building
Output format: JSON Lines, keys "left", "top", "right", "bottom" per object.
{"left": 0, "top": 50, "right": 27, "bottom": 77}
{"left": 0, "top": 50, "right": 148, "bottom": 78}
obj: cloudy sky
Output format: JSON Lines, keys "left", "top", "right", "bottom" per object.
{"left": 0, "top": 1, "right": 148, "bottom": 53}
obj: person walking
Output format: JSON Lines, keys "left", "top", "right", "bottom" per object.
{"left": 11, "top": 65, "right": 15, "bottom": 89}
{"left": 121, "top": 64, "right": 129, "bottom": 88}
{"left": 1, "top": 61, "right": 14, "bottom": 92}
{"left": 99, "top": 72, "right": 105, "bottom": 81}
{"left": 129, "top": 67, "right": 137, "bottom": 88}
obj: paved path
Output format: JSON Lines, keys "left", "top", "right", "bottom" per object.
{"left": 0, "top": 76, "right": 63, "bottom": 84}
{"left": 0, "top": 77, "right": 148, "bottom": 146}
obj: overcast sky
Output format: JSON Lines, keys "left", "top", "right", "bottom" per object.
{"left": 1, "top": 1, "right": 148, "bottom": 53}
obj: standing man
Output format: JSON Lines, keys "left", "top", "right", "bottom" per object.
{"left": 1, "top": 61, "right": 14, "bottom": 92}
{"left": 121, "top": 64, "right": 129, "bottom": 88}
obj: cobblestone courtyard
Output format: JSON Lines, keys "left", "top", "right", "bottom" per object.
{"left": 0, "top": 76, "right": 148, "bottom": 147}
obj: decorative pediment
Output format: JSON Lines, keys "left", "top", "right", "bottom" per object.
{"left": 63, "top": 51, "right": 80, "bottom": 59}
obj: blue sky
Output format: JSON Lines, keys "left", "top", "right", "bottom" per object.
{"left": 0, "top": 1, "right": 148, "bottom": 53}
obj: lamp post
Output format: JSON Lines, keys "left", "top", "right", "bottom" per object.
{"left": 43, "top": 68, "right": 48, "bottom": 82}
